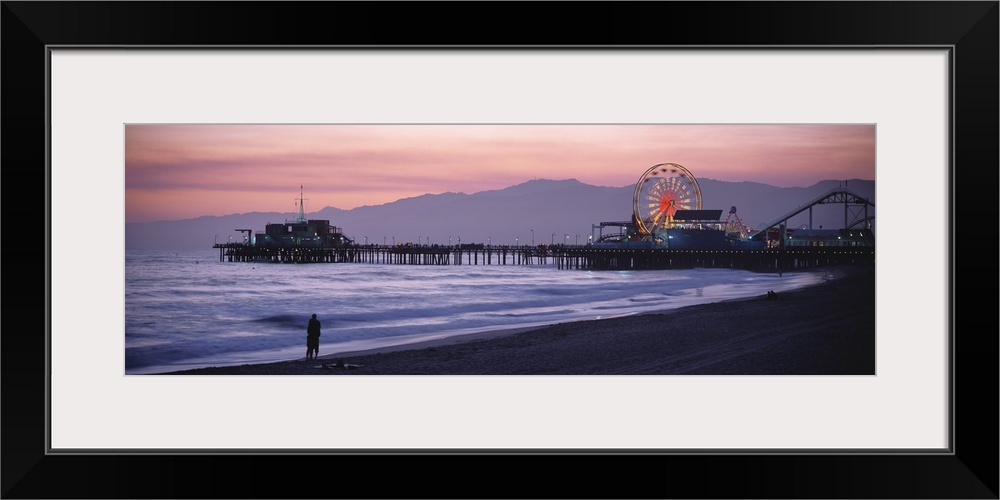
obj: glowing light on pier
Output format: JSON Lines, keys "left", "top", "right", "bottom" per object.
{"left": 633, "top": 163, "right": 703, "bottom": 236}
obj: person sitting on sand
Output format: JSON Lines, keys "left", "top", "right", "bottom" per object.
{"left": 306, "top": 314, "right": 321, "bottom": 360}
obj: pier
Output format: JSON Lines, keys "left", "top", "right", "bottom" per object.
{"left": 213, "top": 244, "right": 550, "bottom": 266}
{"left": 213, "top": 243, "right": 873, "bottom": 271}
{"left": 211, "top": 166, "right": 875, "bottom": 272}
{"left": 550, "top": 247, "right": 874, "bottom": 271}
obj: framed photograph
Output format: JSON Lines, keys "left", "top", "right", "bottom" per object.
{"left": 120, "top": 122, "right": 879, "bottom": 378}
{"left": 5, "top": 2, "right": 996, "bottom": 498}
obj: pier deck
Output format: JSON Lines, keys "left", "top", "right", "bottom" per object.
{"left": 213, "top": 244, "right": 874, "bottom": 271}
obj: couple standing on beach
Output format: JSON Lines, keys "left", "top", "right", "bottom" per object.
{"left": 306, "top": 314, "right": 321, "bottom": 360}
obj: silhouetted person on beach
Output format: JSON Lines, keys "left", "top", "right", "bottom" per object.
{"left": 306, "top": 314, "right": 321, "bottom": 360}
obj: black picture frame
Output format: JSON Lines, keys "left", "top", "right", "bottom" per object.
{"left": 3, "top": 2, "right": 997, "bottom": 498}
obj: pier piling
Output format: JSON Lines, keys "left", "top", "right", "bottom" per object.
{"left": 214, "top": 244, "right": 872, "bottom": 271}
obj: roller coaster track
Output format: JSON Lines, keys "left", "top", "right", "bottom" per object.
{"left": 747, "top": 187, "right": 875, "bottom": 240}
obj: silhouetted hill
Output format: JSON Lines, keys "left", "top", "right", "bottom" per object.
{"left": 125, "top": 178, "right": 875, "bottom": 250}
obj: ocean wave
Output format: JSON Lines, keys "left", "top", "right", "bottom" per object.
{"left": 485, "top": 308, "right": 577, "bottom": 318}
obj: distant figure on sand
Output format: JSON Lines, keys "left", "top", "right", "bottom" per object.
{"left": 766, "top": 290, "right": 777, "bottom": 300}
{"left": 306, "top": 314, "right": 321, "bottom": 360}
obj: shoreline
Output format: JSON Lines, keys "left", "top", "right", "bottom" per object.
{"left": 245, "top": 268, "right": 834, "bottom": 361}
{"left": 163, "top": 265, "right": 875, "bottom": 375}
{"left": 311, "top": 282, "right": 781, "bottom": 359}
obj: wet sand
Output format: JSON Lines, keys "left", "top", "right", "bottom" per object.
{"left": 164, "top": 266, "right": 876, "bottom": 375}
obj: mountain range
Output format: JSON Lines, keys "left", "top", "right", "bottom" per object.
{"left": 125, "top": 178, "right": 876, "bottom": 251}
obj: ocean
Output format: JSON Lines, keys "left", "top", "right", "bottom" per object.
{"left": 124, "top": 249, "right": 824, "bottom": 374}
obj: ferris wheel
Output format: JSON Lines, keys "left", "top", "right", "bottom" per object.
{"left": 632, "top": 162, "right": 703, "bottom": 236}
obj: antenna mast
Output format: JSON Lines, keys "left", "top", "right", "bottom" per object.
{"left": 296, "top": 184, "right": 308, "bottom": 223}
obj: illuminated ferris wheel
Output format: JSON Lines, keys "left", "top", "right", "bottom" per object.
{"left": 632, "top": 162, "right": 703, "bottom": 236}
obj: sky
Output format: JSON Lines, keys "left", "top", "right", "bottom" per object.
{"left": 124, "top": 124, "right": 875, "bottom": 223}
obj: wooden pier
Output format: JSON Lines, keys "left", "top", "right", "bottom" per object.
{"left": 213, "top": 243, "right": 873, "bottom": 271}
{"left": 550, "top": 247, "right": 874, "bottom": 271}
{"left": 213, "top": 244, "right": 550, "bottom": 266}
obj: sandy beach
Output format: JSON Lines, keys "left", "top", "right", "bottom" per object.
{"left": 164, "top": 265, "right": 875, "bottom": 375}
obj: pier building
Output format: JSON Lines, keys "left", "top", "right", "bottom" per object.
{"left": 245, "top": 186, "right": 354, "bottom": 248}
{"left": 254, "top": 218, "right": 352, "bottom": 248}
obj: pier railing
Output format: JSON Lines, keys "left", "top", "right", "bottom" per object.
{"left": 213, "top": 243, "right": 874, "bottom": 271}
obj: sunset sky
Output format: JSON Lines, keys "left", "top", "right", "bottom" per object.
{"left": 124, "top": 124, "right": 875, "bottom": 223}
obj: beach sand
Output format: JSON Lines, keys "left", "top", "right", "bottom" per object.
{"left": 164, "top": 265, "right": 875, "bottom": 375}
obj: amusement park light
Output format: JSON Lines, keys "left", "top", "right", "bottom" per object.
{"left": 632, "top": 162, "right": 702, "bottom": 237}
